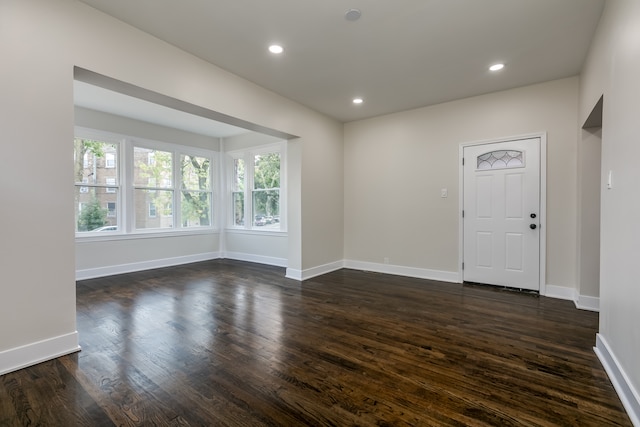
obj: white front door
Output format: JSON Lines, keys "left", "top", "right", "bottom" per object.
{"left": 463, "top": 138, "right": 540, "bottom": 291}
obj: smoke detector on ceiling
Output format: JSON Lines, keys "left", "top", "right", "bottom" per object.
{"left": 345, "top": 9, "right": 362, "bottom": 21}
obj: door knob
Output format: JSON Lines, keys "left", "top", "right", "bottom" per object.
{"left": 530, "top": 224, "right": 537, "bottom": 230}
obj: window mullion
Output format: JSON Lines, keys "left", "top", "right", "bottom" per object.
{"left": 173, "top": 149, "right": 179, "bottom": 229}
{"left": 123, "top": 138, "right": 134, "bottom": 234}
{"left": 245, "top": 152, "right": 253, "bottom": 229}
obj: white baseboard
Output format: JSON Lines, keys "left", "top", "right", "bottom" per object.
{"left": 575, "top": 294, "right": 600, "bottom": 312}
{"left": 594, "top": 334, "right": 640, "bottom": 426}
{"left": 344, "top": 260, "right": 460, "bottom": 283}
{"left": 544, "top": 285, "right": 600, "bottom": 312}
{"left": 77, "top": 255, "right": 600, "bottom": 313}
{"left": 76, "top": 252, "right": 220, "bottom": 280}
{"left": 223, "top": 252, "right": 287, "bottom": 268}
{"left": 544, "top": 284, "right": 576, "bottom": 301}
{"left": 286, "top": 260, "right": 345, "bottom": 281}
{"left": 285, "top": 268, "right": 303, "bottom": 281}
{"left": 0, "top": 332, "right": 81, "bottom": 376}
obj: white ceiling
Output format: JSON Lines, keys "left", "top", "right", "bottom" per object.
{"left": 78, "top": 0, "right": 604, "bottom": 123}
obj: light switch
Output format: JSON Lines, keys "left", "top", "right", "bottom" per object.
{"left": 607, "top": 170, "right": 613, "bottom": 189}
{"left": 441, "top": 188, "right": 448, "bottom": 198}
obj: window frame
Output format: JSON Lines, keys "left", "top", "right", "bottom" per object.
{"left": 226, "top": 141, "right": 286, "bottom": 233}
{"left": 74, "top": 129, "right": 122, "bottom": 234}
{"left": 75, "top": 127, "right": 217, "bottom": 240}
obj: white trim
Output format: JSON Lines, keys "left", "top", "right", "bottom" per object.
{"left": 76, "top": 252, "right": 220, "bottom": 280}
{"left": 575, "top": 294, "right": 600, "bottom": 312}
{"left": 594, "top": 334, "right": 640, "bottom": 426}
{"left": 458, "top": 132, "right": 547, "bottom": 293}
{"left": 286, "top": 260, "right": 345, "bottom": 281}
{"left": 543, "top": 285, "right": 601, "bottom": 312}
{"left": 543, "top": 284, "right": 576, "bottom": 301}
{"left": 76, "top": 228, "right": 220, "bottom": 243}
{"left": 224, "top": 228, "right": 287, "bottom": 237}
{"left": 285, "top": 268, "right": 303, "bottom": 281}
{"left": 0, "top": 332, "right": 81, "bottom": 376}
{"left": 223, "top": 251, "right": 287, "bottom": 268}
{"left": 225, "top": 141, "right": 287, "bottom": 232}
{"left": 75, "top": 126, "right": 217, "bottom": 237}
{"left": 345, "top": 260, "right": 460, "bottom": 283}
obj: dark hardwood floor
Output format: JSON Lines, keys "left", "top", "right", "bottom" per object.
{"left": 0, "top": 260, "right": 632, "bottom": 426}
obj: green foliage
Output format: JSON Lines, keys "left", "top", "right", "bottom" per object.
{"left": 137, "top": 150, "right": 172, "bottom": 186}
{"left": 254, "top": 153, "right": 280, "bottom": 190}
{"left": 253, "top": 153, "right": 280, "bottom": 216}
{"left": 180, "top": 155, "right": 211, "bottom": 226}
{"left": 77, "top": 197, "right": 107, "bottom": 231}
{"left": 73, "top": 138, "right": 112, "bottom": 183}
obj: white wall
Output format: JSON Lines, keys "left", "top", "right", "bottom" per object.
{"left": 344, "top": 77, "right": 580, "bottom": 292}
{"left": 221, "top": 132, "right": 289, "bottom": 266}
{"left": 74, "top": 107, "right": 221, "bottom": 278}
{"left": 0, "top": 0, "right": 343, "bottom": 374}
{"left": 76, "top": 233, "right": 219, "bottom": 279}
{"left": 576, "top": 127, "right": 601, "bottom": 302}
{"left": 580, "top": 0, "right": 640, "bottom": 423}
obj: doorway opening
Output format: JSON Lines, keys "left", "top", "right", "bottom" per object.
{"left": 576, "top": 95, "right": 603, "bottom": 311}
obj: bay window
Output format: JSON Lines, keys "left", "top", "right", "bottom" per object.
{"left": 74, "top": 127, "right": 215, "bottom": 237}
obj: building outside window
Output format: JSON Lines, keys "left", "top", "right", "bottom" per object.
{"left": 74, "top": 128, "right": 215, "bottom": 237}
{"left": 73, "top": 137, "right": 119, "bottom": 232}
{"left": 106, "top": 202, "right": 116, "bottom": 217}
{"left": 133, "top": 146, "right": 173, "bottom": 230}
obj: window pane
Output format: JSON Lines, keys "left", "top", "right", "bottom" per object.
{"left": 75, "top": 187, "right": 118, "bottom": 232}
{"left": 181, "top": 154, "right": 210, "bottom": 190}
{"left": 134, "top": 147, "right": 172, "bottom": 188}
{"left": 233, "top": 158, "right": 245, "bottom": 191}
{"left": 233, "top": 191, "right": 244, "bottom": 226}
{"left": 135, "top": 189, "right": 173, "bottom": 229}
{"left": 73, "top": 138, "right": 118, "bottom": 186}
{"left": 477, "top": 150, "right": 524, "bottom": 170}
{"left": 181, "top": 191, "right": 211, "bottom": 227}
{"left": 253, "top": 189, "right": 279, "bottom": 228}
{"left": 254, "top": 152, "right": 280, "bottom": 190}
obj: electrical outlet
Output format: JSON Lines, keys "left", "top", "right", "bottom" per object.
{"left": 441, "top": 188, "right": 448, "bottom": 198}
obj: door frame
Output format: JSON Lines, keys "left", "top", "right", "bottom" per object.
{"left": 458, "top": 132, "right": 547, "bottom": 295}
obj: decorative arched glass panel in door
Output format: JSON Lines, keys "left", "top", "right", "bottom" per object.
{"left": 476, "top": 150, "right": 524, "bottom": 170}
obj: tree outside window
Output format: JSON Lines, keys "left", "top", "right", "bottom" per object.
{"left": 180, "top": 154, "right": 212, "bottom": 227}
{"left": 74, "top": 138, "right": 118, "bottom": 232}
{"left": 133, "top": 147, "right": 173, "bottom": 229}
{"left": 229, "top": 145, "right": 283, "bottom": 231}
{"left": 75, "top": 130, "right": 216, "bottom": 236}
{"left": 252, "top": 152, "right": 280, "bottom": 228}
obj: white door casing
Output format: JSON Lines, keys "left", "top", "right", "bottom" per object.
{"left": 462, "top": 137, "right": 541, "bottom": 291}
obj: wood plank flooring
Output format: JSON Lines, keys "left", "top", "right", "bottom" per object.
{"left": 0, "top": 260, "right": 632, "bottom": 426}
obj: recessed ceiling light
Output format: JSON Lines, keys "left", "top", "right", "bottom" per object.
{"left": 489, "top": 63, "right": 505, "bottom": 71}
{"left": 352, "top": 98, "right": 364, "bottom": 104}
{"left": 268, "top": 45, "right": 284, "bottom": 54}
{"left": 345, "top": 9, "right": 362, "bottom": 21}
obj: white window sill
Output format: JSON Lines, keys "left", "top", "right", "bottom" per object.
{"left": 225, "top": 227, "right": 288, "bottom": 237}
{"left": 75, "top": 228, "right": 220, "bottom": 243}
